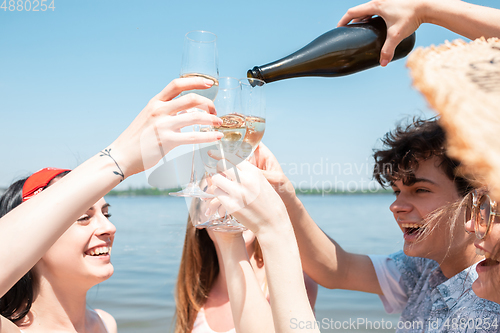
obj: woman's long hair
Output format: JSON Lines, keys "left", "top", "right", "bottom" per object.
{"left": 0, "top": 178, "right": 33, "bottom": 322}
{"left": 0, "top": 171, "right": 70, "bottom": 322}
{"left": 173, "top": 197, "right": 263, "bottom": 333}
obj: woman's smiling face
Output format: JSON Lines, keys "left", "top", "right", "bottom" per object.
{"left": 465, "top": 193, "right": 500, "bottom": 304}
{"left": 34, "top": 197, "right": 116, "bottom": 288}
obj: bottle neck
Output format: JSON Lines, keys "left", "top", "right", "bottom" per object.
{"left": 247, "top": 67, "right": 265, "bottom": 82}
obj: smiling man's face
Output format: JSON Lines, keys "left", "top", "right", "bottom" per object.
{"left": 390, "top": 156, "right": 463, "bottom": 261}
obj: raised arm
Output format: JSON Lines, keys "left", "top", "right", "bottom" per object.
{"left": 252, "top": 143, "right": 382, "bottom": 294}
{"left": 210, "top": 152, "right": 318, "bottom": 333}
{"left": 338, "top": 0, "right": 500, "bottom": 66}
{"left": 0, "top": 78, "right": 223, "bottom": 299}
{"left": 213, "top": 231, "right": 275, "bottom": 333}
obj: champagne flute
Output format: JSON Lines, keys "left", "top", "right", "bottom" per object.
{"left": 198, "top": 77, "right": 243, "bottom": 178}
{"left": 195, "top": 77, "right": 247, "bottom": 231}
{"left": 237, "top": 78, "right": 266, "bottom": 160}
{"left": 208, "top": 78, "right": 265, "bottom": 232}
{"left": 213, "top": 77, "right": 247, "bottom": 156}
{"left": 170, "top": 30, "right": 219, "bottom": 199}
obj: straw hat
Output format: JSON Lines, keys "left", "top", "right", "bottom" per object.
{"left": 407, "top": 37, "right": 500, "bottom": 199}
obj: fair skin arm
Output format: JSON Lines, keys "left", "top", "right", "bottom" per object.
{"left": 304, "top": 273, "right": 318, "bottom": 310}
{"left": 211, "top": 230, "right": 317, "bottom": 333}
{"left": 337, "top": 0, "right": 500, "bottom": 66}
{"left": 214, "top": 232, "right": 275, "bottom": 333}
{"left": 252, "top": 144, "right": 382, "bottom": 294}
{"left": 0, "top": 78, "right": 222, "bottom": 332}
{"left": 210, "top": 152, "right": 318, "bottom": 333}
{"left": 0, "top": 318, "right": 18, "bottom": 333}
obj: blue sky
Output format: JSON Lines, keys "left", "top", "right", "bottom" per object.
{"left": 1, "top": 0, "right": 498, "bottom": 190}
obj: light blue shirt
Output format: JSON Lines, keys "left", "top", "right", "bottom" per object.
{"left": 370, "top": 251, "right": 500, "bottom": 332}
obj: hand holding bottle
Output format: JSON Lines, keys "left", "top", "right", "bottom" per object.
{"left": 337, "top": 0, "right": 425, "bottom": 67}
{"left": 248, "top": 16, "right": 415, "bottom": 83}
{"left": 338, "top": 0, "right": 500, "bottom": 67}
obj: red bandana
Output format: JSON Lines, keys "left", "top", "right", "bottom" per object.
{"left": 22, "top": 168, "right": 71, "bottom": 202}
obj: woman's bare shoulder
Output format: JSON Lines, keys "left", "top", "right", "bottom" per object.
{"left": 95, "top": 309, "right": 117, "bottom": 333}
{"left": 0, "top": 315, "right": 21, "bottom": 333}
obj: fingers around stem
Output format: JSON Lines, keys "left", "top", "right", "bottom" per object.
{"left": 156, "top": 77, "right": 215, "bottom": 102}
{"left": 208, "top": 150, "right": 247, "bottom": 171}
{"left": 253, "top": 142, "right": 284, "bottom": 172}
{"left": 156, "top": 93, "right": 217, "bottom": 115}
{"left": 167, "top": 130, "right": 223, "bottom": 145}
{"left": 211, "top": 173, "right": 238, "bottom": 197}
{"left": 168, "top": 111, "right": 221, "bottom": 130}
{"left": 207, "top": 196, "right": 223, "bottom": 217}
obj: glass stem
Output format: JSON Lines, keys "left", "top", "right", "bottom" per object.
{"left": 189, "top": 139, "right": 197, "bottom": 184}
{"left": 188, "top": 122, "right": 201, "bottom": 185}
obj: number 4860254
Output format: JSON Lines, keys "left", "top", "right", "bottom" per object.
{"left": 1, "top": 0, "right": 55, "bottom": 11}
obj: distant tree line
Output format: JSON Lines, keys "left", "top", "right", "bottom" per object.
{"left": 106, "top": 187, "right": 392, "bottom": 197}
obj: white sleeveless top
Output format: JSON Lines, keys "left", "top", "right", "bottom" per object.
{"left": 192, "top": 280, "right": 269, "bottom": 333}
{"left": 95, "top": 310, "right": 110, "bottom": 333}
{"left": 19, "top": 309, "right": 109, "bottom": 333}
{"left": 192, "top": 308, "right": 236, "bottom": 333}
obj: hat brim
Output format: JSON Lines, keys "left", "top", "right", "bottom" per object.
{"left": 407, "top": 37, "right": 500, "bottom": 199}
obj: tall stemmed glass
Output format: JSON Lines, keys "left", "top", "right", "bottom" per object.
{"left": 237, "top": 78, "right": 266, "bottom": 160}
{"left": 195, "top": 77, "right": 247, "bottom": 231}
{"left": 198, "top": 77, "right": 242, "bottom": 183}
{"left": 170, "top": 30, "right": 219, "bottom": 198}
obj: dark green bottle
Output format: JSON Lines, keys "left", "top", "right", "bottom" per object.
{"left": 247, "top": 17, "right": 416, "bottom": 84}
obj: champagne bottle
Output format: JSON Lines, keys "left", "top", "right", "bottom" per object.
{"left": 247, "top": 17, "right": 415, "bottom": 84}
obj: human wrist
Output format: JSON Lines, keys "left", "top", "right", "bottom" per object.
{"left": 104, "top": 140, "right": 141, "bottom": 180}
{"left": 275, "top": 178, "right": 297, "bottom": 204}
{"left": 256, "top": 221, "right": 299, "bottom": 264}
{"left": 254, "top": 212, "right": 293, "bottom": 245}
{"left": 422, "top": 0, "right": 458, "bottom": 26}
{"left": 282, "top": 194, "right": 305, "bottom": 217}
{"left": 214, "top": 231, "right": 244, "bottom": 245}
{"left": 417, "top": 0, "right": 433, "bottom": 24}
{"left": 88, "top": 150, "right": 128, "bottom": 186}
{"left": 96, "top": 148, "right": 126, "bottom": 182}
{"left": 215, "top": 232, "right": 247, "bottom": 260}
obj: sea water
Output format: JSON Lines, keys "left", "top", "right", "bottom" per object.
{"left": 87, "top": 194, "right": 403, "bottom": 332}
